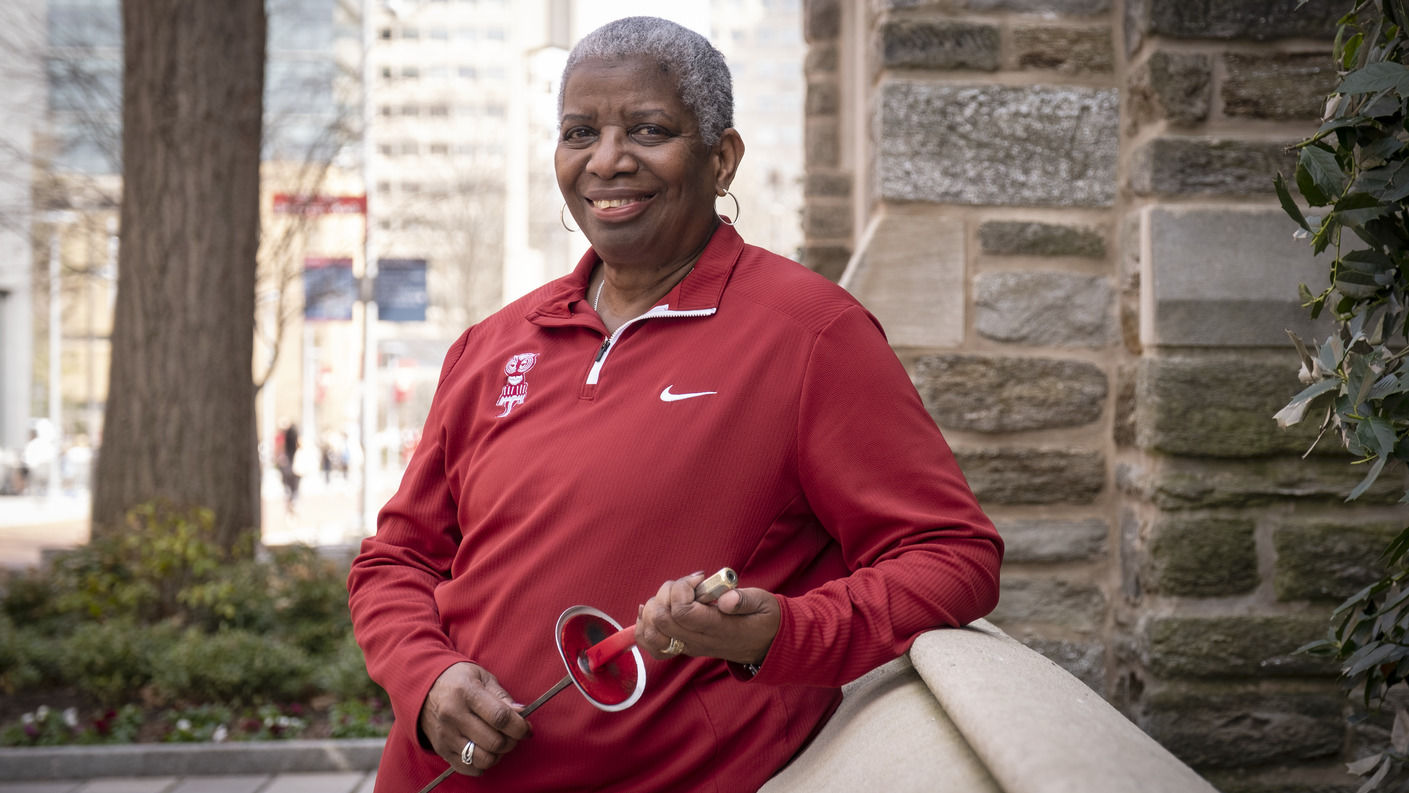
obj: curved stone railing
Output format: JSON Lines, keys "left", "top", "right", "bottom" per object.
{"left": 761, "top": 619, "right": 1217, "bottom": 793}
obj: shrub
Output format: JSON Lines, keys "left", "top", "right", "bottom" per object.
{"left": 315, "top": 632, "right": 386, "bottom": 702}
{"left": 0, "top": 500, "right": 383, "bottom": 745}
{"left": 150, "top": 628, "right": 315, "bottom": 705}
{"left": 53, "top": 619, "right": 181, "bottom": 706}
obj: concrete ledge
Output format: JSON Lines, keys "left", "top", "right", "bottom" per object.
{"left": 766, "top": 620, "right": 1216, "bottom": 793}
{"left": 0, "top": 738, "right": 383, "bottom": 781}
{"left": 915, "top": 620, "right": 1217, "bottom": 793}
{"left": 760, "top": 652, "right": 999, "bottom": 792}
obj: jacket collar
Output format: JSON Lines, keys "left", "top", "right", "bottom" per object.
{"left": 525, "top": 220, "right": 745, "bottom": 326}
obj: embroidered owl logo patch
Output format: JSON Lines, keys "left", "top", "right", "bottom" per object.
{"left": 495, "top": 353, "right": 539, "bottom": 417}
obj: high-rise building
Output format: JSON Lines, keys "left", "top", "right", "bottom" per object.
{"left": 710, "top": 0, "right": 805, "bottom": 262}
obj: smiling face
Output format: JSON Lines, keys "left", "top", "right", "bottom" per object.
{"left": 555, "top": 55, "right": 742, "bottom": 271}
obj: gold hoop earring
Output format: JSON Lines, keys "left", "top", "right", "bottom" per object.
{"left": 560, "top": 204, "right": 578, "bottom": 233}
{"left": 717, "top": 190, "right": 740, "bottom": 226}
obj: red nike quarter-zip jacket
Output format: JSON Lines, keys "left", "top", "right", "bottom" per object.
{"left": 348, "top": 222, "right": 1003, "bottom": 793}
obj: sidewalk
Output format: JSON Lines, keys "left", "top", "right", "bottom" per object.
{"left": 0, "top": 772, "right": 375, "bottom": 792}
{"left": 0, "top": 738, "right": 384, "bottom": 792}
{"left": 0, "top": 470, "right": 394, "bottom": 568}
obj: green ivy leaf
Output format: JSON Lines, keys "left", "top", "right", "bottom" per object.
{"left": 1360, "top": 135, "right": 1405, "bottom": 165}
{"left": 1346, "top": 640, "right": 1403, "bottom": 677}
{"left": 1297, "top": 156, "right": 1333, "bottom": 206}
{"left": 1276, "top": 172, "right": 1312, "bottom": 231}
{"left": 1334, "top": 192, "right": 1393, "bottom": 227}
{"left": 1340, "top": 61, "right": 1409, "bottom": 95}
{"left": 1349, "top": 454, "right": 1390, "bottom": 501}
{"left": 1304, "top": 145, "right": 1349, "bottom": 204}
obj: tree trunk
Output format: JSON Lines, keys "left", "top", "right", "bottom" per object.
{"left": 93, "top": 0, "right": 266, "bottom": 550}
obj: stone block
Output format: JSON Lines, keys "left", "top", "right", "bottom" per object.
{"left": 1137, "top": 205, "right": 1330, "bottom": 347}
{"left": 844, "top": 209, "right": 966, "bottom": 348}
{"left": 1134, "top": 354, "right": 1319, "bottom": 456}
{"left": 883, "top": 0, "right": 1111, "bottom": 12}
{"left": 1139, "top": 682, "right": 1343, "bottom": 769}
{"left": 1120, "top": 507, "right": 1141, "bottom": 599}
{"left": 878, "top": 82, "right": 1118, "bottom": 207}
{"left": 879, "top": 20, "right": 1001, "bottom": 71}
{"left": 804, "top": 0, "right": 840, "bottom": 42}
{"left": 974, "top": 271, "right": 1116, "bottom": 348}
{"left": 1014, "top": 25, "right": 1114, "bottom": 75}
{"left": 1127, "top": 51, "right": 1211, "bottom": 129}
{"left": 1143, "top": 614, "right": 1334, "bottom": 678}
{"left": 806, "top": 117, "right": 839, "bottom": 167}
{"left": 1144, "top": 514, "right": 1258, "bottom": 597}
{"left": 1129, "top": 0, "right": 1341, "bottom": 43}
{"left": 1113, "top": 361, "right": 1136, "bottom": 447}
{"left": 1021, "top": 637, "right": 1106, "bottom": 692}
{"left": 977, "top": 220, "right": 1105, "bottom": 258}
{"left": 1274, "top": 520, "right": 1402, "bottom": 602}
{"left": 805, "top": 42, "right": 838, "bottom": 75}
{"left": 804, "top": 171, "right": 852, "bottom": 198}
{"left": 990, "top": 575, "right": 1106, "bottom": 630}
{"left": 800, "top": 244, "right": 851, "bottom": 282}
{"left": 1223, "top": 52, "right": 1338, "bottom": 120}
{"left": 1117, "top": 213, "right": 1142, "bottom": 354}
{"left": 909, "top": 354, "right": 1107, "bottom": 431}
{"left": 1133, "top": 457, "right": 1409, "bottom": 510}
{"left": 1130, "top": 136, "right": 1296, "bottom": 198}
{"left": 1204, "top": 765, "right": 1362, "bottom": 793}
{"left": 803, "top": 201, "right": 853, "bottom": 238}
{"left": 954, "top": 447, "right": 1105, "bottom": 505}
{"left": 806, "top": 80, "right": 839, "bottom": 116}
{"left": 996, "top": 517, "right": 1109, "bottom": 563}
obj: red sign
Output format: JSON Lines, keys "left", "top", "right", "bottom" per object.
{"left": 273, "top": 193, "right": 367, "bottom": 215}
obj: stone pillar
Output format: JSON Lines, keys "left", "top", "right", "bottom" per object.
{"left": 803, "top": 0, "right": 1398, "bottom": 789}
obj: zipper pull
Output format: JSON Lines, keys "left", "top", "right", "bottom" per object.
{"left": 595, "top": 337, "right": 611, "bottom": 362}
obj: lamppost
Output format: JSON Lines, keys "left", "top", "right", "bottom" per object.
{"left": 41, "top": 210, "right": 75, "bottom": 500}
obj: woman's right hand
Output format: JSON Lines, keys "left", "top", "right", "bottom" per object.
{"left": 419, "top": 662, "right": 532, "bottom": 777}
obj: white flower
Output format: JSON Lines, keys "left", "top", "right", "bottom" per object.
{"left": 62, "top": 708, "right": 78, "bottom": 728}
{"left": 212, "top": 725, "right": 228, "bottom": 743}
{"left": 176, "top": 719, "right": 192, "bottom": 731}
{"left": 20, "top": 713, "right": 34, "bottom": 726}
{"left": 34, "top": 706, "right": 49, "bottom": 722}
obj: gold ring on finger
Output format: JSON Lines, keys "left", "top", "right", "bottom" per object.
{"left": 664, "top": 637, "right": 685, "bottom": 656}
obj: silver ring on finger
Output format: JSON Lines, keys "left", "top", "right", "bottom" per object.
{"left": 461, "top": 739, "right": 476, "bottom": 767}
{"left": 664, "top": 637, "right": 685, "bottom": 656}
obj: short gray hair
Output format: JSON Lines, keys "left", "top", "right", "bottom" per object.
{"left": 559, "top": 16, "right": 734, "bottom": 147}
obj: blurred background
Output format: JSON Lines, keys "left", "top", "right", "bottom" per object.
{"left": 0, "top": 0, "right": 806, "bottom": 565}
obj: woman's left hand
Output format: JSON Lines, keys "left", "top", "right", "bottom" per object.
{"left": 636, "top": 572, "right": 780, "bottom": 666}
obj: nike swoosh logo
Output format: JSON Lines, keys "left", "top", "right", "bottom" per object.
{"left": 660, "top": 386, "right": 718, "bottom": 402}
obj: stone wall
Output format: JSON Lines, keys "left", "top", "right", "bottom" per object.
{"left": 800, "top": 0, "right": 1402, "bottom": 790}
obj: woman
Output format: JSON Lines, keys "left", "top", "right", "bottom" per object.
{"left": 348, "top": 16, "right": 1002, "bottom": 793}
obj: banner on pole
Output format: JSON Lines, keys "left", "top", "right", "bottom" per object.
{"left": 303, "top": 257, "right": 356, "bottom": 321}
{"left": 274, "top": 194, "right": 367, "bottom": 215}
{"left": 375, "top": 258, "right": 428, "bottom": 322}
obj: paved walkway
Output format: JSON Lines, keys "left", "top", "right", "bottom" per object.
{"left": 0, "top": 773, "right": 376, "bottom": 793}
